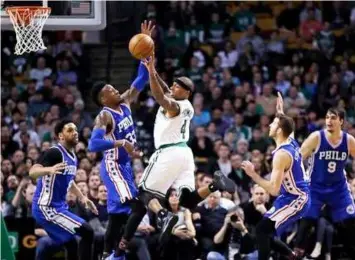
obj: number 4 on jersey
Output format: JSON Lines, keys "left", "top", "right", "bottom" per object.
{"left": 181, "top": 120, "right": 187, "bottom": 139}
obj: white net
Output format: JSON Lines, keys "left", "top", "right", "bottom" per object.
{"left": 6, "top": 7, "right": 51, "bottom": 55}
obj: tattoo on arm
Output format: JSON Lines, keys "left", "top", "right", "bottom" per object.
{"left": 121, "top": 87, "right": 140, "bottom": 104}
{"left": 94, "top": 111, "right": 112, "bottom": 132}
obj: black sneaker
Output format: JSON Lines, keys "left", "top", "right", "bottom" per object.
{"left": 213, "top": 170, "right": 235, "bottom": 193}
{"left": 158, "top": 212, "right": 179, "bottom": 246}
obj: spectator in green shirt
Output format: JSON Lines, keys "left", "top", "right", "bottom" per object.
{"left": 233, "top": 3, "right": 256, "bottom": 32}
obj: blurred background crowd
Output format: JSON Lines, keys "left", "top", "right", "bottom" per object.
{"left": 1, "top": 1, "right": 355, "bottom": 260}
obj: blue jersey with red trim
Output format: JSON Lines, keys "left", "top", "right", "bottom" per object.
{"left": 308, "top": 130, "right": 348, "bottom": 187}
{"left": 272, "top": 143, "right": 309, "bottom": 196}
{"left": 101, "top": 104, "right": 137, "bottom": 165}
{"left": 33, "top": 144, "right": 77, "bottom": 208}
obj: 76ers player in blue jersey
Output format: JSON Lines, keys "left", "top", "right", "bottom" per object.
{"left": 242, "top": 113, "right": 310, "bottom": 260}
{"left": 294, "top": 108, "right": 355, "bottom": 258}
{"left": 88, "top": 20, "right": 153, "bottom": 260}
{"left": 31, "top": 120, "right": 98, "bottom": 260}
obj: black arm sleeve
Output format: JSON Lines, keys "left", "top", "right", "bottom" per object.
{"left": 36, "top": 148, "right": 63, "bottom": 167}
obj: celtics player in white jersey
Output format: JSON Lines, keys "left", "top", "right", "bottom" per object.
{"left": 116, "top": 53, "right": 235, "bottom": 255}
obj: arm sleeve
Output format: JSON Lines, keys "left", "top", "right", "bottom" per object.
{"left": 88, "top": 128, "right": 115, "bottom": 152}
{"left": 37, "top": 148, "right": 63, "bottom": 166}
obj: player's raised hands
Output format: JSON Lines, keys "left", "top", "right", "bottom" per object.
{"left": 141, "top": 20, "right": 155, "bottom": 37}
{"left": 49, "top": 162, "right": 66, "bottom": 174}
{"left": 241, "top": 161, "right": 256, "bottom": 177}
{"left": 142, "top": 53, "right": 155, "bottom": 73}
{"left": 276, "top": 92, "right": 284, "bottom": 114}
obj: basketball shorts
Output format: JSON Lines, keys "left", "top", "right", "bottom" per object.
{"left": 304, "top": 182, "right": 355, "bottom": 222}
{"left": 100, "top": 160, "right": 137, "bottom": 214}
{"left": 264, "top": 193, "right": 310, "bottom": 236}
{"left": 32, "top": 204, "right": 85, "bottom": 245}
{"left": 139, "top": 143, "right": 195, "bottom": 198}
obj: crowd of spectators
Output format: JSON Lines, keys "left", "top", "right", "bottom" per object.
{"left": 1, "top": 1, "right": 355, "bottom": 260}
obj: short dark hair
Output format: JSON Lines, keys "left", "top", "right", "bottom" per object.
{"left": 175, "top": 76, "right": 194, "bottom": 92}
{"left": 91, "top": 82, "right": 106, "bottom": 107}
{"left": 275, "top": 113, "right": 295, "bottom": 138}
{"left": 327, "top": 108, "right": 346, "bottom": 121}
{"left": 54, "top": 120, "right": 73, "bottom": 137}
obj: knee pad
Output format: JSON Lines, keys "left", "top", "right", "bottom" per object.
{"left": 179, "top": 188, "right": 202, "bottom": 209}
{"left": 75, "top": 222, "right": 94, "bottom": 241}
{"left": 256, "top": 218, "right": 275, "bottom": 236}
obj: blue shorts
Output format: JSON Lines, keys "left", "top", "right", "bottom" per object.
{"left": 264, "top": 193, "right": 310, "bottom": 236}
{"left": 100, "top": 160, "right": 137, "bottom": 214}
{"left": 304, "top": 182, "right": 355, "bottom": 222}
{"left": 32, "top": 204, "right": 85, "bottom": 245}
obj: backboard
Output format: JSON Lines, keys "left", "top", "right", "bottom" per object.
{"left": 1, "top": 0, "right": 106, "bottom": 30}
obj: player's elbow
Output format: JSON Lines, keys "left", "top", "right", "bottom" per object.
{"left": 269, "top": 182, "right": 281, "bottom": 197}
{"left": 269, "top": 189, "right": 280, "bottom": 197}
{"left": 88, "top": 139, "right": 99, "bottom": 152}
{"left": 29, "top": 165, "right": 41, "bottom": 178}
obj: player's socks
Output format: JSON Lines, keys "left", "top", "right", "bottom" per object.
{"left": 212, "top": 171, "right": 236, "bottom": 193}
{"left": 309, "top": 242, "right": 322, "bottom": 258}
{"left": 106, "top": 252, "right": 125, "bottom": 260}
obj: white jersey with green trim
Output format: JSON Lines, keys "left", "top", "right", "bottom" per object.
{"left": 153, "top": 99, "right": 194, "bottom": 149}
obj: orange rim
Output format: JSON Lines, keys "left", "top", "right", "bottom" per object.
{"left": 6, "top": 6, "right": 51, "bottom": 13}
{"left": 6, "top": 6, "right": 51, "bottom": 25}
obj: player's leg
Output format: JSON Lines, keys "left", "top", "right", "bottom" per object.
{"left": 177, "top": 147, "right": 235, "bottom": 210}
{"left": 102, "top": 213, "right": 129, "bottom": 258}
{"left": 57, "top": 208, "right": 94, "bottom": 260}
{"left": 32, "top": 205, "right": 93, "bottom": 260}
{"left": 261, "top": 195, "right": 309, "bottom": 259}
{"left": 100, "top": 161, "right": 137, "bottom": 259}
{"left": 117, "top": 147, "right": 186, "bottom": 252}
{"left": 293, "top": 189, "right": 323, "bottom": 257}
{"left": 330, "top": 185, "right": 355, "bottom": 258}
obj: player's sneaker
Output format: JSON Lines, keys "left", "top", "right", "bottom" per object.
{"left": 105, "top": 252, "right": 125, "bottom": 260}
{"left": 213, "top": 170, "right": 236, "bottom": 193}
{"left": 158, "top": 212, "right": 179, "bottom": 246}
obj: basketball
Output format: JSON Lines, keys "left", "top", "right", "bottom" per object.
{"left": 128, "top": 33, "right": 154, "bottom": 60}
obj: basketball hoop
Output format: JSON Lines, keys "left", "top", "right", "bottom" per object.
{"left": 6, "top": 6, "right": 51, "bottom": 55}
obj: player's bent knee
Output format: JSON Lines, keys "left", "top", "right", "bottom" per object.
{"left": 179, "top": 188, "right": 202, "bottom": 209}
{"left": 75, "top": 222, "right": 94, "bottom": 241}
{"left": 256, "top": 218, "right": 275, "bottom": 235}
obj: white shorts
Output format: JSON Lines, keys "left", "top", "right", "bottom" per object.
{"left": 139, "top": 143, "right": 195, "bottom": 198}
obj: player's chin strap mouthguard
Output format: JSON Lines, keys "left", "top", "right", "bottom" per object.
{"left": 175, "top": 78, "right": 192, "bottom": 92}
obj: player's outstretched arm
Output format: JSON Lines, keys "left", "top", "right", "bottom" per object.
{"left": 142, "top": 54, "right": 180, "bottom": 116}
{"left": 276, "top": 92, "right": 295, "bottom": 139}
{"left": 300, "top": 131, "right": 319, "bottom": 159}
{"left": 121, "top": 62, "right": 149, "bottom": 104}
{"left": 29, "top": 148, "right": 66, "bottom": 179}
{"left": 242, "top": 150, "right": 290, "bottom": 196}
{"left": 121, "top": 20, "right": 155, "bottom": 104}
{"left": 88, "top": 111, "right": 124, "bottom": 152}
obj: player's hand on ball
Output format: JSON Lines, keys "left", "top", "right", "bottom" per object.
{"left": 141, "top": 20, "right": 155, "bottom": 37}
{"left": 49, "top": 162, "right": 66, "bottom": 174}
{"left": 142, "top": 53, "right": 155, "bottom": 72}
{"left": 241, "top": 161, "right": 256, "bottom": 177}
{"left": 82, "top": 197, "right": 99, "bottom": 215}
